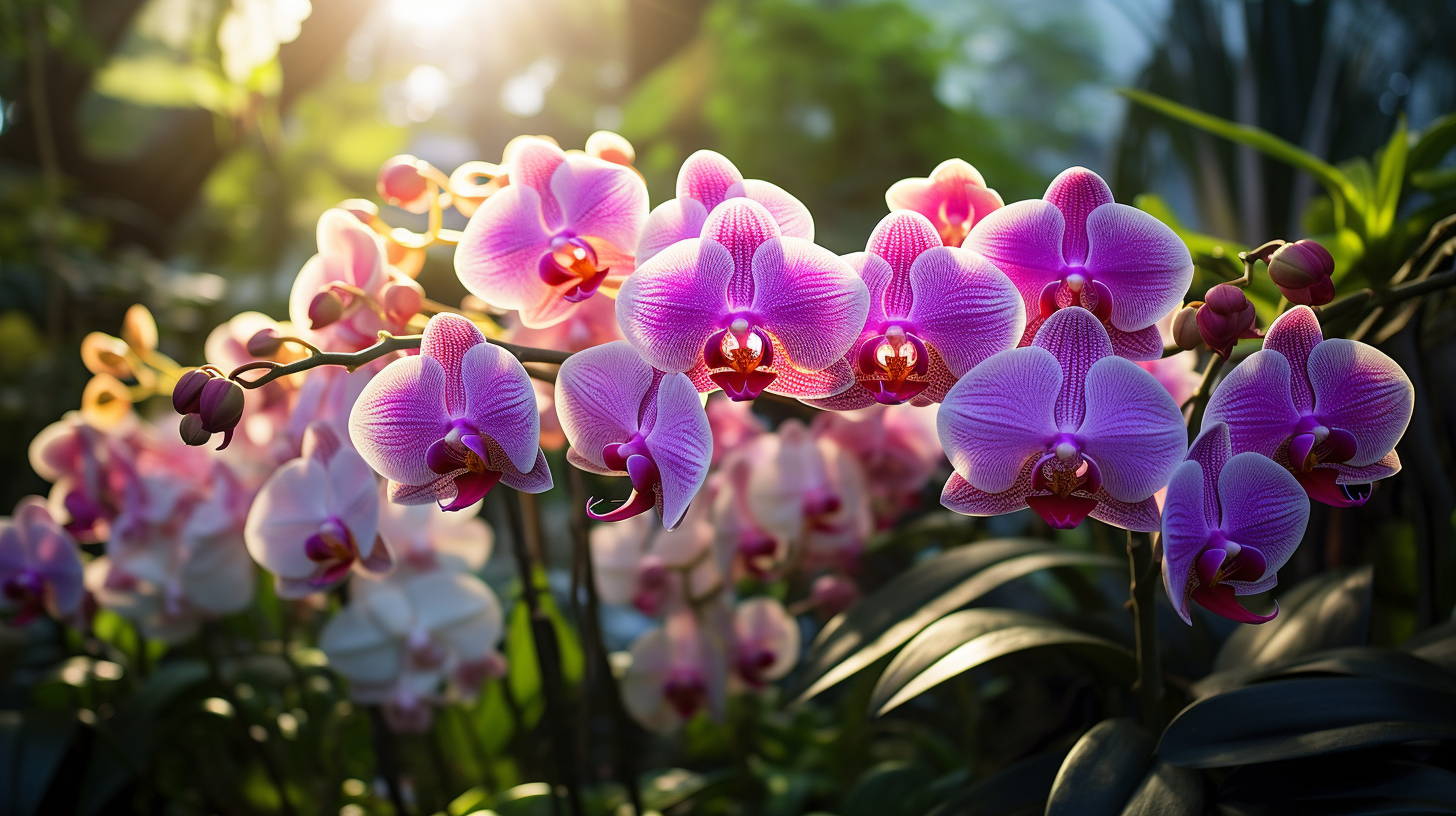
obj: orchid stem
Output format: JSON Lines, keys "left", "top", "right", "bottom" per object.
{"left": 1184, "top": 353, "right": 1225, "bottom": 441}
{"left": 1126, "top": 531, "right": 1164, "bottom": 732}
{"left": 225, "top": 333, "right": 573, "bottom": 389}
{"left": 368, "top": 705, "right": 413, "bottom": 816}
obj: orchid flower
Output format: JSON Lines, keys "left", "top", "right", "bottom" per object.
{"left": 28, "top": 412, "right": 134, "bottom": 542}
{"left": 705, "top": 394, "right": 766, "bottom": 467}
{"left": 349, "top": 313, "right": 553, "bottom": 509}
{"left": 376, "top": 486, "right": 493, "bottom": 574}
{"left": 938, "top": 307, "right": 1186, "bottom": 531}
{"left": 289, "top": 209, "right": 423, "bottom": 351}
{"left": 617, "top": 198, "right": 870, "bottom": 401}
{"left": 1203, "top": 306, "right": 1413, "bottom": 507}
{"left": 621, "top": 603, "right": 731, "bottom": 732}
{"left": 812, "top": 403, "right": 945, "bottom": 525}
{"left": 885, "top": 158, "right": 1004, "bottom": 247}
{"left": 454, "top": 137, "right": 648, "bottom": 328}
{"left": 0, "top": 497, "right": 85, "bottom": 625}
{"left": 636, "top": 149, "right": 814, "bottom": 267}
{"left": 245, "top": 423, "right": 389, "bottom": 597}
{"left": 810, "top": 210, "right": 1023, "bottom": 409}
{"left": 557, "top": 341, "right": 714, "bottom": 529}
{"left": 731, "top": 597, "right": 800, "bottom": 689}
{"left": 1162, "top": 422, "right": 1309, "bottom": 624}
{"left": 711, "top": 438, "right": 786, "bottom": 579}
{"left": 745, "top": 419, "right": 873, "bottom": 571}
{"left": 964, "top": 167, "right": 1193, "bottom": 361}
{"left": 589, "top": 500, "right": 726, "bottom": 616}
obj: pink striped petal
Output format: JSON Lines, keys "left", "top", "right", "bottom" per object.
{"left": 461, "top": 342, "right": 541, "bottom": 474}
{"left": 423, "top": 313, "right": 486, "bottom": 417}
{"left": 1077, "top": 357, "right": 1186, "bottom": 503}
{"left": 865, "top": 211, "right": 942, "bottom": 316}
{"left": 852, "top": 253, "right": 893, "bottom": 326}
{"left": 508, "top": 138, "right": 568, "bottom": 228}
{"left": 1111, "top": 324, "right": 1165, "bottom": 362}
{"left": 645, "top": 373, "right": 713, "bottom": 530}
{"left": 963, "top": 200, "right": 1066, "bottom": 327}
{"left": 769, "top": 356, "right": 854, "bottom": 399}
{"left": 1088, "top": 492, "right": 1162, "bottom": 533}
{"left": 677, "top": 150, "right": 743, "bottom": 210}
{"left": 1217, "top": 451, "right": 1309, "bottom": 586}
{"left": 1203, "top": 349, "right": 1302, "bottom": 458}
{"left": 1160, "top": 460, "right": 1211, "bottom": 624}
{"left": 498, "top": 448, "right": 555, "bottom": 494}
{"left": 556, "top": 341, "right": 655, "bottom": 471}
{"left": 1186, "top": 422, "right": 1231, "bottom": 529}
{"left": 730, "top": 179, "right": 814, "bottom": 240}
{"left": 940, "top": 468, "right": 1032, "bottom": 516}
{"left": 1043, "top": 167, "right": 1113, "bottom": 265}
{"left": 804, "top": 387, "right": 877, "bottom": 412}
{"left": 552, "top": 155, "right": 648, "bottom": 252}
{"left": 389, "top": 477, "right": 453, "bottom": 506}
{"left": 616, "top": 238, "right": 734, "bottom": 373}
{"left": 907, "top": 246, "right": 1024, "bottom": 378}
{"left": 245, "top": 458, "right": 330, "bottom": 580}
{"left": 637, "top": 198, "right": 710, "bottom": 266}
{"left": 454, "top": 184, "right": 554, "bottom": 311}
{"left": 751, "top": 238, "right": 869, "bottom": 372}
{"left": 1263, "top": 306, "right": 1323, "bottom": 413}
{"left": 938, "top": 346, "right": 1060, "bottom": 493}
{"left": 1083, "top": 204, "right": 1194, "bottom": 332}
{"left": 1334, "top": 449, "right": 1400, "bottom": 483}
{"left": 349, "top": 355, "right": 451, "bottom": 487}
{"left": 1031, "top": 307, "right": 1114, "bottom": 429}
{"left": 1307, "top": 339, "right": 1413, "bottom": 468}
{"left": 703, "top": 199, "right": 781, "bottom": 304}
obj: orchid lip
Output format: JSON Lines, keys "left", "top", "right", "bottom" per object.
{"left": 704, "top": 322, "right": 776, "bottom": 401}
{"left": 538, "top": 235, "right": 610, "bottom": 302}
{"left": 586, "top": 453, "right": 661, "bottom": 523}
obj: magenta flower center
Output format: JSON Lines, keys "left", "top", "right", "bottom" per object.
{"left": 587, "top": 433, "right": 662, "bottom": 523}
{"left": 1188, "top": 531, "right": 1275, "bottom": 624}
{"left": 735, "top": 645, "right": 777, "bottom": 687}
{"left": 538, "top": 234, "right": 610, "bottom": 303}
{"left": 704, "top": 317, "right": 776, "bottom": 401}
{"left": 1025, "top": 433, "right": 1104, "bottom": 530}
{"left": 426, "top": 424, "right": 505, "bottom": 512}
{"left": 663, "top": 668, "right": 707, "bottom": 720}
{"left": 856, "top": 324, "right": 930, "bottom": 405}
{"left": 2, "top": 569, "right": 46, "bottom": 624}
{"left": 304, "top": 516, "right": 360, "bottom": 586}
{"left": 1038, "top": 269, "right": 1114, "bottom": 323}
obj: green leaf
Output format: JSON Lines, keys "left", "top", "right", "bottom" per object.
{"left": 1118, "top": 88, "right": 1362, "bottom": 216}
{"left": 1045, "top": 718, "right": 1154, "bottom": 816}
{"left": 638, "top": 767, "right": 734, "bottom": 812}
{"left": 1119, "top": 762, "right": 1205, "bottom": 816}
{"left": 504, "top": 581, "right": 586, "bottom": 728}
{"left": 1372, "top": 116, "right": 1409, "bottom": 238}
{"left": 92, "top": 56, "right": 243, "bottom": 114}
{"left": 1404, "top": 620, "right": 1456, "bottom": 673}
{"left": 869, "top": 609, "right": 1133, "bottom": 715}
{"left": 840, "top": 762, "right": 935, "bottom": 816}
{"left": 926, "top": 747, "right": 1070, "bottom": 816}
{"left": 1158, "top": 676, "right": 1456, "bottom": 768}
{"left": 789, "top": 539, "right": 1121, "bottom": 703}
{"left": 1220, "top": 754, "right": 1456, "bottom": 813}
{"left": 1213, "top": 566, "right": 1373, "bottom": 671}
{"left": 1413, "top": 166, "right": 1456, "bottom": 192}
{"left": 1193, "top": 646, "right": 1456, "bottom": 700}
{"left": 0, "top": 708, "right": 78, "bottom": 816}
{"left": 1409, "top": 112, "right": 1456, "bottom": 172}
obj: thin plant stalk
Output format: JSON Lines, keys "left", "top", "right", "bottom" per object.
{"left": 1125, "top": 531, "right": 1165, "bottom": 732}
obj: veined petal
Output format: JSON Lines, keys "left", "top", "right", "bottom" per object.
{"left": 770, "top": 357, "right": 855, "bottom": 399}
{"left": 552, "top": 155, "right": 648, "bottom": 252}
{"left": 729, "top": 178, "right": 814, "bottom": 241}
{"left": 1083, "top": 204, "right": 1194, "bottom": 332}
{"left": 1077, "top": 356, "right": 1187, "bottom": 503}
{"left": 645, "top": 373, "right": 713, "bottom": 530}
{"left": 637, "top": 198, "right": 709, "bottom": 267}
{"left": 616, "top": 239, "right": 734, "bottom": 373}
{"left": 703, "top": 198, "right": 781, "bottom": 303}
{"left": 940, "top": 468, "right": 1033, "bottom": 516}
{"left": 865, "top": 211, "right": 942, "bottom": 315}
{"left": 677, "top": 150, "right": 743, "bottom": 210}
{"left": 1087, "top": 492, "right": 1162, "bottom": 532}
{"left": 750, "top": 238, "right": 869, "bottom": 372}
{"left": 907, "top": 246, "right": 1024, "bottom": 378}
{"left": 1111, "top": 323, "right": 1165, "bottom": 362}
{"left": 963, "top": 200, "right": 1066, "bottom": 326}
{"left": 244, "top": 458, "right": 330, "bottom": 579}
{"left": 1186, "top": 422, "right": 1231, "bottom": 529}
{"left": 328, "top": 446, "right": 381, "bottom": 558}
{"left": 423, "top": 313, "right": 487, "bottom": 417}
{"left": 1204, "top": 349, "right": 1302, "bottom": 458}
{"left": 349, "top": 355, "right": 452, "bottom": 487}
{"left": 461, "top": 342, "right": 541, "bottom": 474}
{"left": 852, "top": 253, "right": 893, "bottom": 326}
{"left": 1218, "top": 451, "right": 1309, "bottom": 582}
{"left": 507, "top": 138, "right": 568, "bottom": 227}
{"left": 938, "top": 346, "right": 1060, "bottom": 493}
{"left": 1160, "top": 460, "right": 1210, "bottom": 624}
{"left": 556, "top": 341, "right": 655, "bottom": 471}
{"left": 490, "top": 442, "right": 554, "bottom": 494}
{"left": 1334, "top": 449, "right": 1400, "bottom": 483}
{"left": 1043, "top": 167, "right": 1114, "bottom": 265}
{"left": 1307, "top": 339, "right": 1413, "bottom": 467}
{"left": 1262, "top": 306, "right": 1323, "bottom": 413}
{"left": 454, "top": 184, "right": 554, "bottom": 311}
{"left": 1031, "top": 307, "right": 1114, "bottom": 429}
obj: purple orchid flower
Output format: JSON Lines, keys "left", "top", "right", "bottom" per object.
{"left": 1162, "top": 422, "right": 1309, "bottom": 624}
{"left": 635, "top": 150, "right": 814, "bottom": 267}
{"left": 454, "top": 137, "right": 648, "bottom": 328}
{"left": 616, "top": 198, "right": 870, "bottom": 402}
{"left": 1203, "top": 305, "right": 1412, "bottom": 507}
{"left": 349, "top": 313, "right": 552, "bottom": 509}
{"left": 937, "top": 307, "right": 1186, "bottom": 531}
{"left": 0, "top": 497, "right": 85, "bottom": 625}
{"left": 808, "top": 210, "right": 1024, "bottom": 410}
{"left": 556, "top": 342, "right": 713, "bottom": 530}
{"left": 963, "top": 167, "right": 1193, "bottom": 361}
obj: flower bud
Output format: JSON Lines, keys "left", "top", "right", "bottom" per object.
{"left": 811, "top": 573, "right": 860, "bottom": 618}
{"left": 337, "top": 198, "right": 379, "bottom": 224}
{"left": 1196, "top": 284, "right": 1259, "bottom": 360}
{"left": 245, "top": 328, "right": 284, "bottom": 357}
{"left": 198, "top": 377, "right": 245, "bottom": 434}
{"left": 307, "top": 290, "right": 346, "bottom": 330}
{"left": 377, "top": 155, "right": 429, "bottom": 212}
{"left": 380, "top": 281, "right": 423, "bottom": 325}
{"left": 1267, "top": 239, "right": 1335, "bottom": 306}
{"left": 80, "top": 332, "right": 133, "bottom": 379}
{"left": 178, "top": 412, "right": 212, "bottom": 446}
{"left": 1171, "top": 303, "right": 1203, "bottom": 350}
{"left": 120, "top": 304, "right": 158, "bottom": 354}
{"left": 172, "top": 368, "right": 215, "bottom": 415}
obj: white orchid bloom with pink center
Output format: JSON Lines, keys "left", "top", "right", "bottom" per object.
{"left": 376, "top": 487, "right": 492, "bottom": 574}
{"left": 812, "top": 403, "right": 945, "bottom": 524}
{"left": 245, "top": 423, "right": 388, "bottom": 598}
{"left": 556, "top": 341, "right": 713, "bottom": 530}
{"left": 621, "top": 603, "right": 732, "bottom": 732}
{"left": 290, "top": 209, "right": 423, "bottom": 351}
{"left": 885, "top": 158, "right": 1005, "bottom": 247}
{"left": 746, "top": 420, "right": 873, "bottom": 572}
{"left": 589, "top": 499, "right": 726, "bottom": 616}
{"left": 28, "top": 412, "right": 136, "bottom": 543}
{"left": 286, "top": 355, "right": 398, "bottom": 457}
{"left": 350, "top": 313, "right": 552, "bottom": 509}
{"left": 455, "top": 137, "right": 648, "bottom": 328}
{"left": 711, "top": 437, "right": 785, "bottom": 579}
{"left": 635, "top": 149, "right": 814, "bottom": 266}
{"left": 731, "top": 597, "right": 800, "bottom": 689}
{"left": 705, "top": 394, "right": 766, "bottom": 467}
{"left": 0, "top": 497, "right": 85, "bottom": 625}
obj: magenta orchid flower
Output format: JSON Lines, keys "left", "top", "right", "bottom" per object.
{"left": 0, "top": 497, "right": 85, "bottom": 625}
{"left": 1203, "top": 306, "right": 1412, "bottom": 507}
{"left": 350, "top": 313, "right": 552, "bottom": 509}
{"left": 964, "top": 167, "right": 1193, "bottom": 361}
{"left": 809, "top": 210, "right": 1023, "bottom": 409}
{"left": 290, "top": 209, "right": 424, "bottom": 351}
{"left": 938, "top": 307, "right": 1186, "bottom": 531}
{"left": 635, "top": 149, "right": 814, "bottom": 267}
{"left": 885, "top": 158, "right": 1004, "bottom": 247}
{"left": 454, "top": 137, "right": 648, "bottom": 328}
{"left": 622, "top": 604, "right": 731, "bottom": 732}
{"left": 556, "top": 341, "right": 713, "bottom": 530}
{"left": 617, "top": 198, "right": 870, "bottom": 402}
{"left": 245, "top": 423, "right": 390, "bottom": 598}
{"left": 1162, "top": 422, "right": 1309, "bottom": 624}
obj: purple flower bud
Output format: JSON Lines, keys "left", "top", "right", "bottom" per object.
{"left": 377, "top": 155, "right": 428, "bottom": 209}
{"left": 1171, "top": 303, "right": 1203, "bottom": 351}
{"left": 178, "top": 413, "right": 212, "bottom": 446}
{"left": 246, "top": 328, "right": 284, "bottom": 357}
{"left": 1268, "top": 240, "right": 1335, "bottom": 306}
{"left": 1196, "top": 284, "right": 1259, "bottom": 360}
{"left": 172, "top": 368, "right": 214, "bottom": 415}
{"left": 307, "top": 290, "right": 346, "bottom": 330}
{"left": 198, "top": 378, "right": 245, "bottom": 434}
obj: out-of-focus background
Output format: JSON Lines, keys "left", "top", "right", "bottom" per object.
{"left": 1, "top": 0, "right": 1454, "bottom": 626}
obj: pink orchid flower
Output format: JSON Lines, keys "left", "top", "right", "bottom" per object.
{"left": 938, "top": 307, "right": 1186, "bottom": 531}
{"left": 500, "top": 294, "right": 624, "bottom": 451}
{"left": 745, "top": 420, "right": 873, "bottom": 572}
{"left": 28, "top": 412, "right": 135, "bottom": 542}
{"left": 964, "top": 167, "right": 1193, "bottom": 361}
{"left": 731, "top": 597, "right": 800, "bottom": 689}
{"left": 0, "top": 497, "right": 85, "bottom": 625}
{"left": 349, "top": 313, "right": 553, "bottom": 509}
{"left": 710, "top": 439, "right": 785, "bottom": 580}
{"left": 885, "top": 158, "right": 1004, "bottom": 247}
{"left": 706, "top": 395, "right": 766, "bottom": 467}
{"left": 1162, "top": 422, "right": 1309, "bottom": 624}
{"left": 245, "top": 423, "right": 390, "bottom": 598}
{"left": 376, "top": 485, "right": 493, "bottom": 574}
{"left": 636, "top": 149, "right": 814, "bottom": 267}
{"left": 812, "top": 403, "right": 945, "bottom": 525}
{"left": 809, "top": 210, "right": 1023, "bottom": 409}
{"left": 589, "top": 501, "right": 726, "bottom": 616}
{"left": 1203, "top": 305, "right": 1412, "bottom": 507}
{"left": 617, "top": 198, "right": 870, "bottom": 402}
{"left": 621, "top": 604, "right": 731, "bottom": 732}
{"left": 454, "top": 137, "right": 648, "bottom": 328}
{"left": 290, "top": 209, "right": 423, "bottom": 351}
{"left": 556, "top": 341, "right": 713, "bottom": 530}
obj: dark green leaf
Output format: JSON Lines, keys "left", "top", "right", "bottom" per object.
{"left": 926, "top": 747, "right": 1070, "bottom": 816}
{"left": 870, "top": 609, "right": 1133, "bottom": 715}
{"left": 840, "top": 762, "right": 935, "bottom": 816}
{"left": 1119, "top": 762, "right": 1205, "bottom": 816}
{"left": 790, "top": 539, "right": 1120, "bottom": 703}
{"left": 1412, "top": 166, "right": 1456, "bottom": 192}
{"left": 1404, "top": 621, "right": 1456, "bottom": 673}
{"left": 1221, "top": 754, "right": 1456, "bottom": 812}
{"left": 639, "top": 767, "right": 734, "bottom": 812}
{"left": 1213, "top": 567, "right": 1373, "bottom": 671}
{"left": 1193, "top": 646, "right": 1456, "bottom": 699}
{"left": 9, "top": 709, "right": 77, "bottom": 816}
{"left": 1045, "top": 717, "right": 1154, "bottom": 816}
{"left": 1409, "top": 112, "right": 1456, "bottom": 172}
{"left": 1372, "top": 117, "right": 1409, "bottom": 237}
{"left": 1158, "top": 677, "right": 1456, "bottom": 768}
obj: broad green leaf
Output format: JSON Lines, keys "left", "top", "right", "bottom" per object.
{"left": 789, "top": 540, "right": 1121, "bottom": 703}
{"left": 870, "top": 610, "right": 1133, "bottom": 715}
{"left": 639, "top": 767, "right": 734, "bottom": 812}
{"left": 1158, "top": 676, "right": 1456, "bottom": 768}
{"left": 494, "top": 782, "right": 555, "bottom": 816}
{"left": 1193, "top": 645, "right": 1456, "bottom": 700}
{"left": 1119, "top": 88, "right": 1362, "bottom": 215}
{"left": 0, "top": 708, "right": 78, "bottom": 816}
{"left": 504, "top": 577, "right": 586, "bottom": 727}
{"left": 1045, "top": 718, "right": 1154, "bottom": 816}
{"left": 1133, "top": 193, "right": 1244, "bottom": 262}
{"left": 840, "top": 761, "right": 935, "bottom": 816}
{"left": 1213, "top": 567, "right": 1373, "bottom": 672}
{"left": 1405, "top": 620, "right": 1456, "bottom": 673}
{"left": 926, "top": 747, "right": 1070, "bottom": 816}
{"left": 1409, "top": 112, "right": 1456, "bottom": 172}
{"left": 1413, "top": 166, "right": 1456, "bottom": 192}
{"left": 1119, "top": 762, "right": 1204, "bottom": 816}
{"left": 1372, "top": 116, "right": 1409, "bottom": 238}
{"left": 1220, "top": 753, "right": 1456, "bottom": 811}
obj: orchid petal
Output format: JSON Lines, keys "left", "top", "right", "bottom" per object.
{"left": 677, "top": 150, "right": 743, "bottom": 210}
{"left": 244, "top": 458, "right": 330, "bottom": 580}
{"left": 1087, "top": 492, "right": 1162, "bottom": 532}
{"left": 1030, "top": 307, "right": 1114, "bottom": 428}
{"left": 497, "top": 448, "right": 555, "bottom": 495}
{"left": 1334, "top": 449, "right": 1400, "bottom": 483}
{"left": 637, "top": 198, "right": 710, "bottom": 267}
{"left": 1077, "top": 356, "right": 1187, "bottom": 502}
{"left": 507, "top": 138, "right": 567, "bottom": 227}
{"left": 1083, "top": 204, "right": 1194, "bottom": 332}
{"left": 729, "top": 178, "right": 814, "bottom": 240}
{"left": 963, "top": 200, "right": 1066, "bottom": 334}
{"left": 1307, "top": 339, "right": 1413, "bottom": 467}
{"left": 751, "top": 238, "right": 869, "bottom": 372}
{"left": 907, "top": 246, "right": 1024, "bottom": 377}
{"left": 1111, "top": 324, "right": 1165, "bottom": 362}
{"left": 1161, "top": 460, "right": 1210, "bottom": 624}
{"left": 454, "top": 184, "right": 554, "bottom": 311}
{"left": 349, "top": 355, "right": 452, "bottom": 487}
{"left": 329, "top": 446, "right": 382, "bottom": 556}
{"left": 1218, "top": 451, "right": 1309, "bottom": 584}
{"left": 1043, "top": 167, "right": 1113, "bottom": 265}
{"left": 940, "top": 463, "right": 1034, "bottom": 516}
{"left": 1262, "top": 306, "right": 1323, "bottom": 413}
{"left": 773, "top": 357, "right": 855, "bottom": 399}
{"left": 617, "top": 239, "right": 734, "bottom": 373}
{"left": 702, "top": 199, "right": 781, "bottom": 302}
{"left": 645, "top": 373, "right": 713, "bottom": 530}
{"left": 552, "top": 155, "right": 648, "bottom": 251}
{"left": 1186, "top": 422, "right": 1231, "bottom": 529}
{"left": 422, "top": 313, "right": 486, "bottom": 417}
{"left": 938, "top": 346, "right": 1060, "bottom": 493}
{"left": 461, "top": 342, "right": 541, "bottom": 473}
{"left": 865, "top": 210, "right": 942, "bottom": 313}
{"left": 1204, "top": 349, "right": 1302, "bottom": 458}
{"left": 556, "top": 341, "right": 655, "bottom": 471}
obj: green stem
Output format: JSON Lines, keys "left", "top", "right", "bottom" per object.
{"left": 1183, "top": 353, "right": 1225, "bottom": 441}
{"left": 1126, "top": 531, "right": 1164, "bottom": 732}
{"left": 201, "top": 627, "right": 299, "bottom": 816}
{"left": 368, "top": 705, "right": 414, "bottom": 816}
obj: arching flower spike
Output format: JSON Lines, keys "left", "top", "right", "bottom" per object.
{"left": 636, "top": 149, "right": 814, "bottom": 266}
{"left": 938, "top": 307, "right": 1186, "bottom": 531}
{"left": 809, "top": 210, "right": 1023, "bottom": 409}
{"left": 1162, "top": 423, "right": 1309, "bottom": 624}
{"left": 964, "top": 167, "right": 1193, "bottom": 361}
{"left": 885, "top": 158, "right": 1004, "bottom": 247}
{"left": 454, "top": 137, "right": 648, "bottom": 328}
{"left": 1203, "top": 306, "right": 1412, "bottom": 507}
{"left": 556, "top": 342, "right": 712, "bottom": 530}
{"left": 349, "top": 313, "right": 553, "bottom": 509}
{"left": 617, "top": 198, "right": 870, "bottom": 402}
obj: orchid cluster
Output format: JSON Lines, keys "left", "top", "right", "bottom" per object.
{"left": 12, "top": 129, "right": 1415, "bottom": 738}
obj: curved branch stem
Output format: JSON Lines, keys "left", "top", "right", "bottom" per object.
{"left": 1126, "top": 531, "right": 1165, "bottom": 732}
{"left": 225, "top": 333, "right": 572, "bottom": 389}
{"left": 1182, "top": 353, "right": 1225, "bottom": 440}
